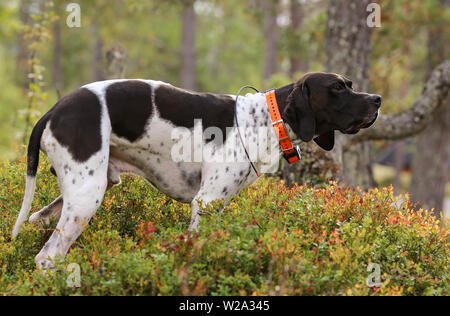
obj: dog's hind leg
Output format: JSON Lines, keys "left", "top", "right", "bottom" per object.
{"left": 34, "top": 157, "right": 109, "bottom": 270}
{"left": 28, "top": 163, "right": 121, "bottom": 227}
{"left": 35, "top": 175, "right": 108, "bottom": 270}
{"left": 29, "top": 195, "right": 63, "bottom": 226}
{"left": 29, "top": 153, "right": 128, "bottom": 230}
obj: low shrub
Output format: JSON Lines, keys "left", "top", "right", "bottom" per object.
{"left": 0, "top": 155, "right": 448, "bottom": 296}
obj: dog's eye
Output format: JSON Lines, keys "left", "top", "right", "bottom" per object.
{"left": 332, "top": 83, "right": 345, "bottom": 91}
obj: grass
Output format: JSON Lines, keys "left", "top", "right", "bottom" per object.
{"left": 0, "top": 154, "right": 448, "bottom": 296}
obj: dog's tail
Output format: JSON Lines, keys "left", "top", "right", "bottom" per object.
{"left": 12, "top": 112, "right": 52, "bottom": 238}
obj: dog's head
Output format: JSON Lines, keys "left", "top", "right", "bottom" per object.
{"left": 283, "top": 72, "right": 381, "bottom": 151}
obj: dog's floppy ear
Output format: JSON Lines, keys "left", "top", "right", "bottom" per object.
{"left": 284, "top": 82, "right": 316, "bottom": 142}
{"left": 314, "top": 131, "right": 335, "bottom": 151}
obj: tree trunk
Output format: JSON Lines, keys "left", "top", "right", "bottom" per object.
{"left": 180, "top": 0, "right": 197, "bottom": 91}
{"left": 288, "top": 0, "right": 307, "bottom": 78}
{"left": 16, "top": 0, "right": 31, "bottom": 89}
{"left": 90, "top": 24, "right": 104, "bottom": 82}
{"left": 393, "top": 141, "right": 405, "bottom": 195}
{"left": 410, "top": 0, "right": 450, "bottom": 218}
{"left": 262, "top": 0, "right": 279, "bottom": 84}
{"left": 52, "top": 18, "right": 63, "bottom": 95}
{"left": 282, "top": 0, "right": 374, "bottom": 188}
{"left": 410, "top": 100, "right": 450, "bottom": 217}
{"left": 325, "top": 0, "right": 375, "bottom": 189}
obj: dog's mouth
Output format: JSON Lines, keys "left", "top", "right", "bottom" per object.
{"left": 341, "top": 113, "right": 378, "bottom": 135}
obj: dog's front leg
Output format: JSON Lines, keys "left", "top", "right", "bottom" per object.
{"left": 188, "top": 199, "right": 202, "bottom": 232}
{"left": 188, "top": 166, "right": 243, "bottom": 231}
{"left": 189, "top": 185, "right": 225, "bottom": 232}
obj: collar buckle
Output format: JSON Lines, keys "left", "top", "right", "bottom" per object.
{"left": 283, "top": 145, "right": 301, "bottom": 164}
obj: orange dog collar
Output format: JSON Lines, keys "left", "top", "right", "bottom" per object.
{"left": 265, "top": 90, "right": 301, "bottom": 164}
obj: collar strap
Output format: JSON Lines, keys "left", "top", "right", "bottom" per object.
{"left": 265, "top": 89, "right": 301, "bottom": 164}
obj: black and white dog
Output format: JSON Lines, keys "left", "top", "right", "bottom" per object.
{"left": 12, "top": 72, "right": 381, "bottom": 269}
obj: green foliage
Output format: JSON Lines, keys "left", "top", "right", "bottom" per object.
{"left": 0, "top": 155, "right": 448, "bottom": 296}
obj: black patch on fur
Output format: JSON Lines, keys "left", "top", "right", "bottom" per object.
{"left": 27, "top": 110, "right": 53, "bottom": 176}
{"left": 106, "top": 80, "right": 153, "bottom": 142}
{"left": 50, "top": 166, "right": 57, "bottom": 176}
{"left": 154, "top": 85, "right": 235, "bottom": 143}
{"left": 50, "top": 88, "right": 102, "bottom": 162}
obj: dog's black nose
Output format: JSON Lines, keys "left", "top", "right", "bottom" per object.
{"left": 371, "top": 94, "right": 382, "bottom": 108}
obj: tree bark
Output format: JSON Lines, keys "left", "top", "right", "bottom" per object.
{"left": 262, "top": 0, "right": 279, "bottom": 84}
{"left": 410, "top": 0, "right": 450, "bottom": 218}
{"left": 325, "top": 0, "right": 375, "bottom": 189}
{"left": 180, "top": 0, "right": 197, "bottom": 91}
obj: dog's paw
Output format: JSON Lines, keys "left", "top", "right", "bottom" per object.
{"left": 29, "top": 211, "right": 50, "bottom": 227}
{"left": 35, "top": 257, "right": 55, "bottom": 273}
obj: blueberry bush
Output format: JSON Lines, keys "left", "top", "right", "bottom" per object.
{"left": 0, "top": 155, "right": 448, "bottom": 296}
